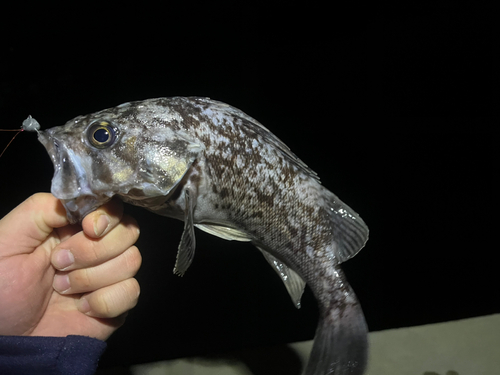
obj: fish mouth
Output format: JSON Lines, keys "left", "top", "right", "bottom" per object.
{"left": 59, "top": 196, "right": 111, "bottom": 224}
{"left": 38, "top": 130, "right": 111, "bottom": 223}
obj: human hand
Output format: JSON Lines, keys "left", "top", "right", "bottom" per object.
{"left": 0, "top": 193, "right": 141, "bottom": 341}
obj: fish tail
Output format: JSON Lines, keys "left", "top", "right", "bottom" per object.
{"left": 304, "top": 269, "right": 368, "bottom": 375}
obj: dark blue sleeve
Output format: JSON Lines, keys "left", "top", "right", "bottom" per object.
{"left": 0, "top": 335, "right": 107, "bottom": 375}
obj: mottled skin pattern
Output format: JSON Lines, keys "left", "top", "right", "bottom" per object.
{"left": 38, "top": 97, "right": 369, "bottom": 375}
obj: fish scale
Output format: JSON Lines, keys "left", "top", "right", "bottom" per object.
{"left": 38, "top": 97, "right": 369, "bottom": 375}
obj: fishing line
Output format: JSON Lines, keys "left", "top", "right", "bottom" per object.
{"left": 0, "top": 116, "right": 40, "bottom": 158}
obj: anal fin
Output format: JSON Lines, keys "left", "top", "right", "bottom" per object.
{"left": 258, "top": 247, "right": 306, "bottom": 309}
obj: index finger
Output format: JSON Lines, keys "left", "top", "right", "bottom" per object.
{"left": 0, "top": 193, "right": 68, "bottom": 257}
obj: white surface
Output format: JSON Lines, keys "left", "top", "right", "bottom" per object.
{"left": 99, "top": 314, "right": 500, "bottom": 375}
{"left": 366, "top": 314, "right": 499, "bottom": 375}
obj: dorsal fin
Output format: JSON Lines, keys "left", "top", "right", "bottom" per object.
{"left": 324, "top": 191, "right": 369, "bottom": 263}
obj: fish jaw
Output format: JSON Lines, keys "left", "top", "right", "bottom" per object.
{"left": 59, "top": 195, "right": 111, "bottom": 224}
{"left": 38, "top": 129, "right": 112, "bottom": 223}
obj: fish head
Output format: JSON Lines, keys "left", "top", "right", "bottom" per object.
{"left": 38, "top": 101, "right": 203, "bottom": 223}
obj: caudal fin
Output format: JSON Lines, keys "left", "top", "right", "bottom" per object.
{"left": 304, "top": 272, "right": 368, "bottom": 375}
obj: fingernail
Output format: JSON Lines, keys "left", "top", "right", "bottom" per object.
{"left": 53, "top": 249, "right": 74, "bottom": 270}
{"left": 53, "top": 274, "right": 70, "bottom": 293}
{"left": 77, "top": 297, "right": 91, "bottom": 314}
{"left": 94, "top": 214, "right": 110, "bottom": 237}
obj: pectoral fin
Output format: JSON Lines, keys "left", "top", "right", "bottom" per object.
{"left": 173, "top": 189, "right": 196, "bottom": 276}
{"left": 194, "top": 224, "right": 252, "bottom": 242}
{"left": 258, "top": 247, "right": 306, "bottom": 309}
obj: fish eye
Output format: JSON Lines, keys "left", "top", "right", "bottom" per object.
{"left": 87, "top": 121, "right": 118, "bottom": 149}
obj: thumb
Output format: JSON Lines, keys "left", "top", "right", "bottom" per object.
{"left": 0, "top": 193, "right": 69, "bottom": 257}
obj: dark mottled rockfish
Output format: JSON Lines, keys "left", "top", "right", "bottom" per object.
{"left": 38, "top": 97, "right": 369, "bottom": 375}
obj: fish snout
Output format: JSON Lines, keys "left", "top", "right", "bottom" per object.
{"left": 38, "top": 130, "right": 107, "bottom": 223}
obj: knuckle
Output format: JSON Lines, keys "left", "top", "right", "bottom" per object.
{"left": 28, "top": 192, "right": 52, "bottom": 205}
{"left": 27, "top": 193, "right": 44, "bottom": 205}
{"left": 84, "top": 242, "right": 100, "bottom": 264}
{"left": 73, "top": 268, "right": 93, "bottom": 290}
{"left": 95, "top": 295, "right": 112, "bottom": 316}
{"left": 91, "top": 279, "right": 139, "bottom": 318}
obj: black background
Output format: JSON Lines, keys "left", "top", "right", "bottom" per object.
{"left": 1, "top": 6, "right": 497, "bottom": 370}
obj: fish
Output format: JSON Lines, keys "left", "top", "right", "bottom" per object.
{"left": 37, "top": 97, "right": 369, "bottom": 375}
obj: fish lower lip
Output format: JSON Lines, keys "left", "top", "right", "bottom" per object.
{"left": 61, "top": 195, "right": 111, "bottom": 224}
{"left": 64, "top": 199, "right": 81, "bottom": 212}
